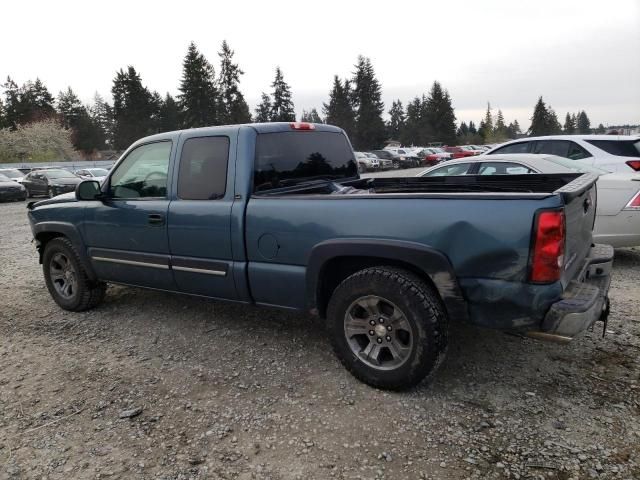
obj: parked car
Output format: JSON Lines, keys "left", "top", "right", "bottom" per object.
{"left": 0, "top": 168, "right": 27, "bottom": 184}
{"left": 0, "top": 173, "right": 27, "bottom": 201}
{"left": 371, "top": 149, "right": 416, "bottom": 169}
{"left": 364, "top": 152, "right": 392, "bottom": 170}
{"left": 417, "top": 148, "right": 452, "bottom": 166}
{"left": 419, "top": 154, "right": 640, "bottom": 247}
{"left": 354, "top": 152, "right": 379, "bottom": 173}
{"left": 75, "top": 168, "right": 110, "bottom": 183}
{"left": 444, "top": 146, "right": 479, "bottom": 159}
{"left": 22, "top": 169, "right": 82, "bottom": 198}
{"left": 28, "top": 122, "right": 612, "bottom": 390}
{"left": 383, "top": 147, "right": 422, "bottom": 167}
{"left": 483, "top": 135, "right": 640, "bottom": 173}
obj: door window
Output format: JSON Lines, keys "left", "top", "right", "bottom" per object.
{"left": 532, "top": 140, "right": 569, "bottom": 157}
{"left": 422, "top": 163, "right": 473, "bottom": 176}
{"left": 566, "top": 141, "right": 592, "bottom": 160}
{"left": 490, "top": 142, "right": 530, "bottom": 154}
{"left": 477, "top": 162, "right": 535, "bottom": 175}
{"left": 109, "top": 142, "right": 172, "bottom": 199}
{"left": 177, "top": 136, "right": 229, "bottom": 200}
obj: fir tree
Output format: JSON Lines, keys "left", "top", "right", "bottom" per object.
{"left": 323, "top": 76, "right": 355, "bottom": 139}
{"left": 72, "top": 109, "right": 106, "bottom": 154}
{"left": 300, "top": 108, "right": 323, "bottom": 123}
{"left": 494, "top": 109, "right": 508, "bottom": 141}
{"left": 178, "top": 42, "right": 219, "bottom": 128}
{"left": 596, "top": 123, "right": 605, "bottom": 134}
{"left": 423, "top": 82, "right": 456, "bottom": 145}
{"left": 2, "top": 77, "right": 21, "bottom": 128}
{"left": 29, "top": 78, "right": 56, "bottom": 121}
{"left": 479, "top": 103, "right": 494, "bottom": 142}
{"left": 57, "top": 87, "right": 84, "bottom": 129}
{"left": 506, "top": 120, "right": 522, "bottom": 139}
{"left": 576, "top": 111, "right": 591, "bottom": 134}
{"left": 0, "top": 98, "right": 5, "bottom": 129}
{"left": 351, "top": 56, "right": 386, "bottom": 150}
{"left": 217, "top": 40, "right": 251, "bottom": 124}
{"left": 90, "top": 93, "right": 114, "bottom": 147}
{"left": 563, "top": 112, "right": 576, "bottom": 134}
{"left": 254, "top": 93, "right": 272, "bottom": 122}
{"left": 159, "top": 93, "right": 180, "bottom": 133}
{"left": 468, "top": 121, "right": 477, "bottom": 135}
{"left": 529, "top": 97, "right": 561, "bottom": 136}
{"left": 269, "top": 67, "right": 295, "bottom": 122}
{"left": 386, "top": 100, "right": 405, "bottom": 141}
{"left": 457, "top": 121, "right": 469, "bottom": 138}
{"left": 111, "top": 66, "right": 156, "bottom": 149}
{"left": 2, "top": 77, "right": 55, "bottom": 127}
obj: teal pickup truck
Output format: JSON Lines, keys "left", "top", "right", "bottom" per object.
{"left": 27, "top": 122, "right": 613, "bottom": 390}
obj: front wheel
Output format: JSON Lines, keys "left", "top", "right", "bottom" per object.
{"left": 326, "top": 267, "right": 448, "bottom": 390}
{"left": 43, "top": 237, "right": 106, "bottom": 311}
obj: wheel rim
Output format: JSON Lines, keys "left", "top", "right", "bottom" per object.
{"left": 49, "top": 252, "right": 77, "bottom": 299}
{"left": 343, "top": 295, "right": 413, "bottom": 371}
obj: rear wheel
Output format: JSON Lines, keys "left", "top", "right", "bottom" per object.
{"left": 43, "top": 237, "right": 106, "bottom": 311}
{"left": 327, "top": 266, "right": 448, "bottom": 390}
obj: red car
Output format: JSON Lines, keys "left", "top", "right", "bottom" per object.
{"left": 444, "top": 146, "right": 479, "bottom": 159}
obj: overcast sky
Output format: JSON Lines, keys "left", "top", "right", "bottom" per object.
{"left": 1, "top": 0, "right": 638, "bottom": 129}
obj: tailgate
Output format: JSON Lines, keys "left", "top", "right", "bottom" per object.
{"left": 556, "top": 173, "right": 599, "bottom": 287}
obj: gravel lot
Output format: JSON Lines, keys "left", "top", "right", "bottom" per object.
{"left": 1, "top": 198, "right": 639, "bottom": 480}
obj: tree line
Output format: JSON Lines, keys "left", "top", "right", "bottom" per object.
{"left": 0, "top": 40, "right": 605, "bottom": 162}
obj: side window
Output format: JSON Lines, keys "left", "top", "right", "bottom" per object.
{"left": 532, "top": 140, "right": 569, "bottom": 157}
{"left": 177, "top": 136, "right": 229, "bottom": 200}
{"left": 490, "top": 142, "right": 530, "bottom": 154}
{"left": 424, "top": 163, "right": 472, "bottom": 177}
{"left": 109, "top": 141, "right": 172, "bottom": 199}
{"left": 567, "top": 141, "right": 592, "bottom": 160}
{"left": 478, "top": 162, "right": 535, "bottom": 175}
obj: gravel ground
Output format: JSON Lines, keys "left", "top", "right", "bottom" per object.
{"left": 0, "top": 199, "right": 639, "bottom": 480}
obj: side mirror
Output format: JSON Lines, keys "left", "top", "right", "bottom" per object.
{"left": 76, "top": 180, "right": 102, "bottom": 201}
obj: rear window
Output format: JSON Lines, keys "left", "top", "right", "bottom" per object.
{"left": 585, "top": 139, "right": 640, "bottom": 157}
{"left": 254, "top": 131, "right": 356, "bottom": 192}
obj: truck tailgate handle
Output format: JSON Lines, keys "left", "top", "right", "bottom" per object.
{"left": 148, "top": 213, "right": 165, "bottom": 226}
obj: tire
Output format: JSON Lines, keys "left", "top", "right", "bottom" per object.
{"left": 47, "top": 187, "right": 54, "bottom": 198}
{"left": 392, "top": 160, "right": 399, "bottom": 169}
{"left": 326, "top": 266, "right": 448, "bottom": 390}
{"left": 357, "top": 163, "right": 366, "bottom": 174}
{"left": 42, "top": 237, "right": 106, "bottom": 311}
{"left": 25, "top": 187, "right": 32, "bottom": 198}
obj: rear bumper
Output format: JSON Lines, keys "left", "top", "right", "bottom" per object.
{"left": 530, "top": 244, "right": 613, "bottom": 341}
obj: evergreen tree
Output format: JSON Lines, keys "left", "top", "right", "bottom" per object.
{"left": 323, "top": 76, "right": 355, "bottom": 139}
{"left": 159, "top": 93, "right": 180, "bottom": 133}
{"left": 254, "top": 93, "right": 272, "bottom": 122}
{"left": 72, "top": 109, "right": 106, "bottom": 154}
{"left": 506, "top": 120, "right": 522, "bottom": 139}
{"left": 401, "top": 97, "right": 424, "bottom": 146}
{"left": 2, "top": 77, "right": 20, "bottom": 128}
{"left": 529, "top": 97, "right": 561, "bottom": 136}
{"left": 300, "top": 108, "right": 323, "bottom": 123}
{"left": 57, "top": 87, "right": 84, "bottom": 129}
{"left": 596, "top": 123, "right": 605, "bottom": 134}
{"left": 31, "top": 79, "right": 55, "bottom": 119}
{"left": 2, "top": 77, "right": 55, "bottom": 127}
{"left": 351, "top": 56, "right": 386, "bottom": 150}
{"left": 90, "top": 93, "right": 114, "bottom": 147}
{"left": 479, "top": 103, "right": 494, "bottom": 142}
{"left": 576, "top": 111, "right": 591, "bottom": 134}
{"left": 178, "top": 42, "right": 219, "bottom": 128}
{"left": 0, "top": 98, "right": 5, "bottom": 129}
{"left": 269, "top": 67, "right": 295, "bottom": 122}
{"left": 386, "top": 100, "right": 405, "bottom": 141}
{"left": 217, "top": 40, "right": 251, "bottom": 124}
{"left": 563, "top": 112, "right": 576, "bottom": 134}
{"left": 111, "top": 66, "right": 156, "bottom": 149}
{"left": 494, "top": 109, "right": 508, "bottom": 141}
{"left": 468, "top": 121, "right": 477, "bottom": 135}
{"left": 457, "top": 121, "right": 469, "bottom": 138}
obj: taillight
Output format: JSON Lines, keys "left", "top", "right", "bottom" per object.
{"left": 290, "top": 122, "right": 315, "bottom": 130}
{"left": 625, "top": 191, "right": 640, "bottom": 210}
{"left": 530, "top": 210, "right": 565, "bottom": 283}
{"left": 626, "top": 160, "right": 640, "bottom": 171}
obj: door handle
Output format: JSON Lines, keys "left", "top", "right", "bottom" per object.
{"left": 148, "top": 213, "right": 165, "bottom": 226}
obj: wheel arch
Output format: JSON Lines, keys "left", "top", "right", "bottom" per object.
{"left": 33, "top": 222, "right": 97, "bottom": 281}
{"left": 306, "top": 238, "right": 468, "bottom": 321}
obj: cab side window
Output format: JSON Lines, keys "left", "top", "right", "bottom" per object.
{"left": 109, "top": 142, "right": 172, "bottom": 199}
{"left": 177, "top": 136, "right": 229, "bottom": 200}
{"left": 491, "top": 142, "right": 530, "bottom": 154}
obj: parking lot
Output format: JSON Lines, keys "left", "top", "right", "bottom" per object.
{"left": 1, "top": 199, "right": 639, "bottom": 479}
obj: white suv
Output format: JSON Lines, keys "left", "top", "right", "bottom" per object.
{"left": 354, "top": 151, "right": 380, "bottom": 172}
{"left": 483, "top": 135, "right": 640, "bottom": 173}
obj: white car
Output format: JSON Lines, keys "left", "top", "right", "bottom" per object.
{"left": 354, "top": 152, "right": 380, "bottom": 172}
{"left": 483, "top": 135, "right": 640, "bottom": 173}
{"left": 0, "top": 168, "right": 26, "bottom": 183}
{"left": 74, "top": 168, "right": 109, "bottom": 183}
{"left": 418, "top": 154, "right": 640, "bottom": 248}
